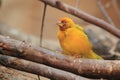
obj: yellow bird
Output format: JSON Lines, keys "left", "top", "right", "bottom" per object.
{"left": 57, "top": 17, "right": 103, "bottom": 59}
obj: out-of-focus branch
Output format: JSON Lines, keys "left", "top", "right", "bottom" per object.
{"left": 75, "top": 0, "right": 80, "bottom": 9}
{"left": 0, "top": 35, "right": 120, "bottom": 79}
{"left": 39, "top": 0, "right": 120, "bottom": 38}
{"left": 40, "top": 3, "right": 47, "bottom": 47}
{"left": 0, "top": 24, "right": 40, "bottom": 46}
{"left": 96, "top": 0, "right": 115, "bottom": 26}
{"left": 0, "top": 54, "right": 89, "bottom": 80}
{"left": 112, "top": 0, "right": 120, "bottom": 21}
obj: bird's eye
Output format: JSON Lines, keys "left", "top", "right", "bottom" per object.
{"left": 61, "top": 20, "right": 66, "bottom": 24}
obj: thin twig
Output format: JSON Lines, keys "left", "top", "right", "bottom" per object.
{"left": 40, "top": 3, "right": 47, "bottom": 47}
{"left": 39, "top": 0, "right": 120, "bottom": 38}
{"left": 96, "top": 0, "right": 115, "bottom": 26}
{"left": 39, "top": 4, "right": 48, "bottom": 77}
{"left": 75, "top": 0, "right": 80, "bottom": 9}
{"left": 38, "top": 75, "right": 41, "bottom": 80}
{"left": 112, "top": 0, "right": 120, "bottom": 21}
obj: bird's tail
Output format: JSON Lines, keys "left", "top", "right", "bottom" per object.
{"left": 89, "top": 50, "right": 103, "bottom": 60}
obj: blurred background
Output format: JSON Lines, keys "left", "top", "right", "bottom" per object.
{"left": 0, "top": 0, "right": 120, "bottom": 50}
{"left": 0, "top": 0, "right": 120, "bottom": 49}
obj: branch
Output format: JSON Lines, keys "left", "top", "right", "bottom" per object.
{"left": 39, "top": 0, "right": 120, "bottom": 38}
{"left": 0, "top": 54, "right": 89, "bottom": 80}
{"left": 40, "top": 3, "right": 47, "bottom": 46}
{"left": 0, "top": 65, "right": 38, "bottom": 80}
{"left": 112, "top": 0, "right": 120, "bottom": 21}
{"left": 0, "top": 35, "right": 120, "bottom": 79}
{"left": 96, "top": 0, "right": 115, "bottom": 26}
{"left": 75, "top": 0, "right": 80, "bottom": 9}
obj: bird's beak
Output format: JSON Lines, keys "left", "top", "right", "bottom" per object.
{"left": 56, "top": 21, "right": 63, "bottom": 27}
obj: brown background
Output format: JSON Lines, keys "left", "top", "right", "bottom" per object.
{"left": 0, "top": 0, "right": 120, "bottom": 49}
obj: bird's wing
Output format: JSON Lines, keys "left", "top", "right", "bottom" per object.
{"left": 75, "top": 24, "right": 84, "bottom": 31}
{"left": 75, "top": 24, "right": 93, "bottom": 48}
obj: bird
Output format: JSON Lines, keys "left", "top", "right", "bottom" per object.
{"left": 56, "top": 17, "right": 103, "bottom": 59}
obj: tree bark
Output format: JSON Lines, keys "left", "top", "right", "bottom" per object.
{"left": 0, "top": 65, "right": 38, "bottom": 80}
{"left": 0, "top": 54, "right": 89, "bottom": 80}
{"left": 0, "top": 35, "right": 120, "bottom": 79}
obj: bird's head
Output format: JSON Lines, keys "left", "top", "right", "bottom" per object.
{"left": 57, "top": 17, "right": 74, "bottom": 31}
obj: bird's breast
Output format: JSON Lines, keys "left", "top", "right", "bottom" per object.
{"left": 58, "top": 28, "right": 92, "bottom": 55}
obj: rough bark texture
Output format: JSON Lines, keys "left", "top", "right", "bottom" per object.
{"left": 0, "top": 65, "right": 39, "bottom": 80}
{"left": 0, "top": 35, "right": 120, "bottom": 79}
{"left": 39, "top": 0, "right": 120, "bottom": 38}
{"left": 0, "top": 54, "right": 89, "bottom": 80}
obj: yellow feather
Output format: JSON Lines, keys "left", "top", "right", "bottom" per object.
{"left": 57, "top": 17, "right": 103, "bottom": 59}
